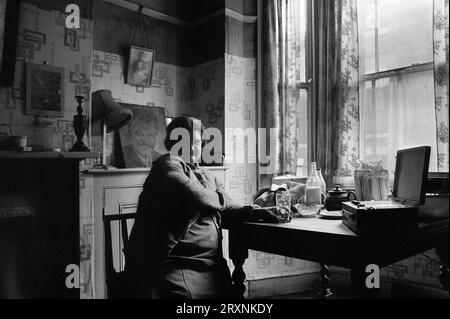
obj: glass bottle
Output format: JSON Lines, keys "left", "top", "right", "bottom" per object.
{"left": 317, "top": 168, "right": 326, "bottom": 194}
{"left": 305, "top": 162, "right": 322, "bottom": 206}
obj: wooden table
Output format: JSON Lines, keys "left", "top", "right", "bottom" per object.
{"left": 228, "top": 216, "right": 449, "bottom": 298}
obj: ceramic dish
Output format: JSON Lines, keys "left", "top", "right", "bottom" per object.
{"left": 319, "top": 209, "right": 342, "bottom": 219}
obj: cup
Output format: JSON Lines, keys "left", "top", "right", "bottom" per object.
{"left": 275, "top": 191, "right": 292, "bottom": 222}
{"left": 276, "top": 191, "right": 291, "bottom": 209}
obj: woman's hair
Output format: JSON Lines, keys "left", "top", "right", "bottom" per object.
{"left": 164, "top": 116, "right": 204, "bottom": 151}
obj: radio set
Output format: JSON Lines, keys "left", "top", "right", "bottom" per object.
{"left": 342, "top": 146, "right": 431, "bottom": 236}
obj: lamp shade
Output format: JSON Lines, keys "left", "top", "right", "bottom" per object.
{"left": 91, "top": 89, "right": 133, "bottom": 131}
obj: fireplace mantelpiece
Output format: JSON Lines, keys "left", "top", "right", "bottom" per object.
{"left": 0, "top": 151, "right": 97, "bottom": 298}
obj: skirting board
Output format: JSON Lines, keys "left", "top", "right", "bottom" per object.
{"left": 246, "top": 273, "right": 321, "bottom": 299}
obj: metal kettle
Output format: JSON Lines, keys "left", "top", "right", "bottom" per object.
{"left": 324, "top": 185, "right": 356, "bottom": 211}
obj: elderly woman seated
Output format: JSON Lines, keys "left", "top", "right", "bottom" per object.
{"left": 124, "top": 116, "right": 284, "bottom": 299}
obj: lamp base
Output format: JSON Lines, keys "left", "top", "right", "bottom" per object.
{"left": 69, "top": 141, "right": 90, "bottom": 152}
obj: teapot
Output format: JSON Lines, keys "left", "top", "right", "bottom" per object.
{"left": 324, "top": 185, "right": 356, "bottom": 211}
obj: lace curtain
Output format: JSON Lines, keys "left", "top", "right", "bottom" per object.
{"left": 316, "top": 0, "right": 360, "bottom": 186}
{"left": 261, "top": 0, "right": 303, "bottom": 175}
{"left": 433, "top": 0, "right": 449, "bottom": 172}
{"left": 360, "top": 71, "right": 438, "bottom": 174}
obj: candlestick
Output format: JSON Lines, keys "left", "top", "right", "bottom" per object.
{"left": 69, "top": 95, "right": 90, "bottom": 152}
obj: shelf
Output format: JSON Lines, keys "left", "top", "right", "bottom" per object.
{"left": 0, "top": 151, "right": 99, "bottom": 160}
{"left": 84, "top": 167, "right": 151, "bottom": 174}
{"left": 202, "top": 166, "right": 229, "bottom": 171}
{"left": 83, "top": 165, "right": 229, "bottom": 175}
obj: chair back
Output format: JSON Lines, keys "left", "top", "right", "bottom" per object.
{"left": 103, "top": 209, "right": 136, "bottom": 299}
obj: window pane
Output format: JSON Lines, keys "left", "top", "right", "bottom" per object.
{"left": 377, "top": 0, "right": 433, "bottom": 71}
{"left": 360, "top": 70, "right": 438, "bottom": 175}
{"left": 296, "top": 88, "right": 309, "bottom": 176}
{"left": 358, "top": 0, "right": 433, "bottom": 74}
{"left": 298, "top": 0, "right": 308, "bottom": 82}
{"left": 357, "top": 0, "right": 377, "bottom": 74}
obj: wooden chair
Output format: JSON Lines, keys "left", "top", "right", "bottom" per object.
{"left": 103, "top": 209, "right": 136, "bottom": 299}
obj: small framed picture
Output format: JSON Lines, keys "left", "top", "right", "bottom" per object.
{"left": 126, "top": 46, "right": 155, "bottom": 87}
{"left": 26, "top": 62, "right": 65, "bottom": 117}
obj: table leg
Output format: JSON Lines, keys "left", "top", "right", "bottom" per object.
{"left": 229, "top": 226, "right": 249, "bottom": 299}
{"left": 231, "top": 256, "right": 247, "bottom": 299}
{"left": 436, "top": 240, "right": 449, "bottom": 290}
{"left": 317, "top": 264, "right": 333, "bottom": 298}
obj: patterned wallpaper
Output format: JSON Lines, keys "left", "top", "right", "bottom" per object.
{"left": 224, "top": 53, "right": 256, "bottom": 205}
{"left": 381, "top": 250, "right": 441, "bottom": 287}
{"left": 0, "top": 2, "right": 92, "bottom": 153}
{"left": 186, "top": 59, "right": 225, "bottom": 138}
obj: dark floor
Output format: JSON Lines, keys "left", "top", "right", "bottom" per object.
{"left": 267, "top": 285, "right": 449, "bottom": 299}
{"left": 266, "top": 288, "right": 363, "bottom": 299}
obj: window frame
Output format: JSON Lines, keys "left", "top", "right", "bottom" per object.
{"left": 291, "top": 0, "right": 315, "bottom": 170}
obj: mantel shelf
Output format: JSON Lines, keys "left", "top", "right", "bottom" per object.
{"left": 84, "top": 167, "right": 151, "bottom": 174}
{"left": 0, "top": 151, "right": 99, "bottom": 160}
{"left": 83, "top": 165, "right": 229, "bottom": 175}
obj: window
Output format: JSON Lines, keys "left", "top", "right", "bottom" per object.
{"left": 357, "top": 0, "right": 438, "bottom": 174}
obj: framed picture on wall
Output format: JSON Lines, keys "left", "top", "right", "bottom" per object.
{"left": 26, "top": 62, "right": 65, "bottom": 117}
{"left": 126, "top": 45, "right": 155, "bottom": 87}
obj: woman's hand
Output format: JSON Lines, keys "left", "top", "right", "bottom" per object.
{"left": 250, "top": 206, "right": 292, "bottom": 223}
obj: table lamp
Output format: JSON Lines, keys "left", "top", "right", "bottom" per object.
{"left": 91, "top": 89, "right": 133, "bottom": 168}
